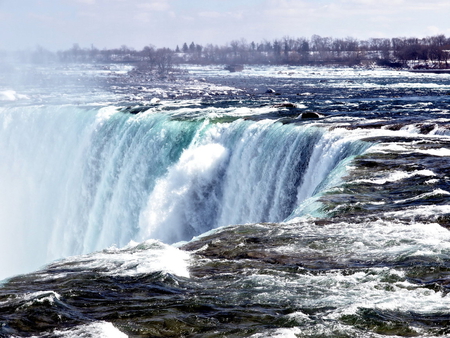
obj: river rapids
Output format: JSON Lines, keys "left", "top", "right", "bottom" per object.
{"left": 0, "top": 64, "right": 450, "bottom": 337}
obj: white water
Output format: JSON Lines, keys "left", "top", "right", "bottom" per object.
{"left": 31, "top": 321, "right": 127, "bottom": 338}
{"left": 0, "top": 104, "right": 366, "bottom": 279}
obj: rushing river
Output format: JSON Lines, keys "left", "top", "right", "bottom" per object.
{"left": 1, "top": 64, "right": 450, "bottom": 337}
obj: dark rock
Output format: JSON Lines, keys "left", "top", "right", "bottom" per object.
{"left": 300, "top": 112, "right": 320, "bottom": 119}
{"left": 273, "top": 103, "right": 296, "bottom": 108}
{"left": 120, "top": 106, "right": 149, "bottom": 114}
{"left": 418, "top": 124, "right": 436, "bottom": 134}
{"left": 225, "top": 65, "right": 244, "bottom": 72}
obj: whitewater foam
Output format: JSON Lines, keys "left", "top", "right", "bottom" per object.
{"left": 44, "top": 239, "right": 191, "bottom": 279}
{"left": 353, "top": 169, "right": 436, "bottom": 185}
{"left": 139, "top": 142, "right": 229, "bottom": 243}
{"left": 394, "top": 189, "right": 450, "bottom": 204}
{"left": 0, "top": 90, "right": 28, "bottom": 101}
{"left": 34, "top": 321, "right": 127, "bottom": 338}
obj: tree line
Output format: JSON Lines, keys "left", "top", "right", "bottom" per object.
{"left": 4, "top": 34, "right": 450, "bottom": 73}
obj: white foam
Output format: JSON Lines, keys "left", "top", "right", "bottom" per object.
{"left": 0, "top": 291, "right": 63, "bottom": 312}
{"left": 418, "top": 148, "right": 450, "bottom": 157}
{"left": 22, "top": 291, "right": 62, "bottom": 306}
{"left": 39, "top": 321, "right": 127, "bottom": 338}
{"left": 0, "top": 90, "right": 28, "bottom": 101}
{"left": 278, "top": 217, "right": 450, "bottom": 267}
{"left": 425, "top": 178, "right": 440, "bottom": 185}
{"left": 250, "top": 327, "right": 302, "bottom": 338}
{"left": 183, "top": 64, "right": 420, "bottom": 81}
{"left": 95, "top": 106, "right": 121, "bottom": 124}
{"left": 236, "top": 218, "right": 450, "bottom": 333}
{"left": 394, "top": 189, "right": 450, "bottom": 204}
{"left": 369, "top": 142, "right": 450, "bottom": 157}
{"left": 50, "top": 240, "right": 191, "bottom": 279}
{"left": 384, "top": 204, "right": 450, "bottom": 219}
{"left": 354, "top": 169, "right": 436, "bottom": 185}
{"left": 139, "top": 142, "right": 229, "bottom": 243}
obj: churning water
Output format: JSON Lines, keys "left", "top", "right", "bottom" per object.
{"left": 1, "top": 64, "right": 450, "bottom": 337}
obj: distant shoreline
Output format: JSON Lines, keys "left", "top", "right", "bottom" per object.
{"left": 2, "top": 34, "right": 449, "bottom": 74}
{"left": 408, "top": 68, "right": 450, "bottom": 74}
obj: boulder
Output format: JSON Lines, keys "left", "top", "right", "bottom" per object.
{"left": 300, "top": 112, "right": 320, "bottom": 119}
{"left": 225, "top": 65, "right": 244, "bottom": 72}
{"left": 122, "top": 106, "right": 149, "bottom": 114}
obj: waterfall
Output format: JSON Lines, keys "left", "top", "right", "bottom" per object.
{"left": 0, "top": 105, "right": 366, "bottom": 279}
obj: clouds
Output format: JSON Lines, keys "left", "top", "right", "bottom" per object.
{"left": 256, "top": 0, "right": 450, "bottom": 40}
{"left": 75, "top": 0, "right": 95, "bottom": 4}
{"left": 137, "top": 1, "right": 170, "bottom": 12}
{"left": 0, "top": 0, "right": 449, "bottom": 51}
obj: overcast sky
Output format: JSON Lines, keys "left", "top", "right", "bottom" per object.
{"left": 1, "top": 0, "right": 450, "bottom": 51}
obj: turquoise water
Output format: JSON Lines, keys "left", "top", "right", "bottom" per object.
{"left": 1, "top": 65, "right": 450, "bottom": 337}
{"left": 0, "top": 104, "right": 366, "bottom": 279}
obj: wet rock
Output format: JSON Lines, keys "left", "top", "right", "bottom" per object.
{"left": 225, "top": 65, "right": 244, "bottom": 72}
{"left": 300, "top": 112, "right": 320, "bottom": 119}
{"left": 273, "top": 103, "right": 296, "bottom": 109}
{"left": 418, "top": 124, "right": 437, "bottom": 134}
{"left": 127, "top": 106, "right": 149, "bottom": 114}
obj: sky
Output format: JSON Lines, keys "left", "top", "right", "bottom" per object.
{"left": 1, "top": 0, "right": 450, "bottom": 51}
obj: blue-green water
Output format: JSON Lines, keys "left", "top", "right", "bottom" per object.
{"left": 0, "top": 104, "right": 366, "bottom": 278}
{"left": 1, "top": 65, "right": 450, "bottom": 337}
